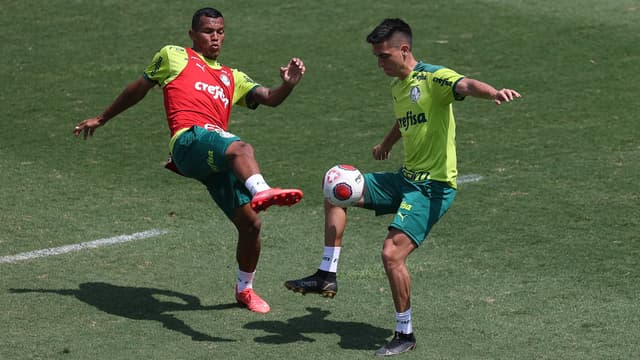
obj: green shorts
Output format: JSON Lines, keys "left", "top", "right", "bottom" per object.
{"left": 362, "top": 170, "right": 456, "bottom": 246}
{"left": 170, "top": 126, "right": 251, "bottom": 219}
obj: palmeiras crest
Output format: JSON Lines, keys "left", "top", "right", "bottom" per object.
{"left": 220, "top": 74, "right": 231, "bottom": 87}
{"left": 410, "top": 86, "right": 421, "bottom": 102}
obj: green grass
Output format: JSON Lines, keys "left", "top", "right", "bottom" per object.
{"left": 1, "top": 0, "right": 639, "bottom": 359}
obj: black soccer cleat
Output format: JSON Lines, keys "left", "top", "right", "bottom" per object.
{"left": 284, "top": 270, "right": 337, "bottom": 298}
{"left": 374, "top": 332, "right": 417, "bottom": 356}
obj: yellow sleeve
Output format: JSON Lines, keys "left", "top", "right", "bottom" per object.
{"left": 432, "top": 67, "right": 465, "bottom": 104}
{"left": 231, "top": 69, "right": 261, "bottom": 109}
{"left": 143, "top": 46, "right": 188, "bottom": 87}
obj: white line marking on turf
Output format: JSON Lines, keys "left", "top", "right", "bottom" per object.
{"left": 458, "top": 174, "right": 484, "bottom": 184}
{"left": 0, "top": 229, "right": 169, "bottom": 264}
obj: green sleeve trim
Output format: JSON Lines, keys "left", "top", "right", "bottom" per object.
{"left": 244, "top": 85, "right": 261, "bottom": 110}
{"left": 414, "top": 62, "right": 444, "bottom": 73}
{"left": 453, "top": 77, "right": 466, "bottom": 101}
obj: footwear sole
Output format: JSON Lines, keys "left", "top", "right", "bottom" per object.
{"left": 251, "top": 190, "right": 303, "bottom": 212}
{"left": 236, "top": 299, "right": 270, "bottom": 314}
{"left": 284, "top": 282, "right": 337, "bottom": 298}
{"left": 374, "top": 343, "right": 416, "bottom": 356}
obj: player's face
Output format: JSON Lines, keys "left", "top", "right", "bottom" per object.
{"left": 372, "top": 32, "right": 415, "bottom": 80}
{"left": 190, "top": 16, "right": 225, "bottom": 59}
{"left": 371, "top": 41, "right": 405, "bottom": 77}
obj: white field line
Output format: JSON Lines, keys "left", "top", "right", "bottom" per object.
{"left": 458, "top": 174, "right": 484, "bottom": 184}
{"left": 0, "top": 229, "right": 169, "bottom": 264}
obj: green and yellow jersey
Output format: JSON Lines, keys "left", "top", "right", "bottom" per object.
{"left": 391, "top": 62, "right": 465, "bottom": 188}
{"left": 143, "top": 45, "right": 260, "bottom": 110}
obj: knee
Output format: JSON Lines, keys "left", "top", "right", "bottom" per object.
{"left": 237, "top": 214, "right": 262, "bottom": 236}
{"left": 226, "top": 141, "right": 255, "bottom": 160}
{"left": 380, "top": 231, "right": 415, "bottom": 271}
{"left": 381, "top": 247, "right": 398, "bottom": 270}
{"left": 380, "top": 241, "right": 409, "bottom": 271}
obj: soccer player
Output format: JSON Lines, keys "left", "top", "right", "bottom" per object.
{"left": 73, "top": 7, "right": 306, "bottom": 314}
{"left": 284, "top": 18, "right": 521, "bottom": 355}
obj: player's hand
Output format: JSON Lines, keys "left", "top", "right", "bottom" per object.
{"left": 372, "top": 143, "right": 391, "bottom": 160}
{"left": 494, "top": 88, "right": 521, "bottom": 105}
{"left": 280, "top": 57, "right": 305, "bottom": 86}
{"left": 73, "top": 117, "right": 104, "bottom": 139}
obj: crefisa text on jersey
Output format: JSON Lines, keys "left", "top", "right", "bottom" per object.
{"left": 397, "top": 111, "right": 427, "bottom": 130}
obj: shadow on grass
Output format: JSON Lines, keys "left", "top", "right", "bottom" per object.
{"left": 244, "top": 307, "right": 389, "bottom": 350}
{"left": 10, "top": 282, "right": 236, "bottom": 342}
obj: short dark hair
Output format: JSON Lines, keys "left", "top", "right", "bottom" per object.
{"left": 366, "top": 18, "right": 412, "bottom": 47}
{"left": 191, "top": 7, "right": 223, "bottom": 31}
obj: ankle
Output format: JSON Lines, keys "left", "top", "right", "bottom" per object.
{"left": 316, "top": 269, "right": 336, "bottom": 281}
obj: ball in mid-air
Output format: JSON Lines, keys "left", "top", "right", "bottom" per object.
{"left": 322, "top": 164, "right": 364, "bottom": 207}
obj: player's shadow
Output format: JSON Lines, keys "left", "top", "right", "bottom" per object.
{"left": 243, "top": 307, "right": 389, "bottom": 350}
{"left": 10, "top": 282, "right": 236, "bottom": 342}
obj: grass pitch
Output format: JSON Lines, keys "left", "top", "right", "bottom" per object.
{"left": 1, "top": 0, "right": 639, "bottom": 359}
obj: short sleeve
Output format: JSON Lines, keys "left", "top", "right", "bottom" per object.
{"left": 231, "top": 69, "right": 261, "bottom": 109}
{"left": 143, "top": 47, "right": 171, "bottom": 85}
{"left": 143, "top": 46, "right": 188, "bottom": 87}
{"left": 431, "top": 67, "right": 465, "bottom": 104}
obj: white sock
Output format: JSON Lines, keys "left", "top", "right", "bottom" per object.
{"left": 237, "top": 269, "right": 255, "bottom": 292}
{"left": 395, "top": 308, "right": 413, "bottom": 334}
{"left": 318, "top": 246, "right": 341, "bottom": 273}
{"left": 244, "top": 174, "right": 270, "bottom": 196}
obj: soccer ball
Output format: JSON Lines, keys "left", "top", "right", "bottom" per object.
{"left": 322, "top": 164, "right": 364, "bottom": 207}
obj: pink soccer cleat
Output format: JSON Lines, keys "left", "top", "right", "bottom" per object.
{"left": 250, "top": 188, "right": 303, "bottom": 212}
{"left": 235, "top": 286, "right": 271, "bottom": 314}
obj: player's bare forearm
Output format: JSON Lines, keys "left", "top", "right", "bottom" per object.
{"left": 456, "top": 78, "right": 521, "bottom": 105}
{"left": 73, "top": 76, "right": 154, "bottom": 138}
{"left": 252, "top": 82, "right": 296, "bottom": 107}
{"left": 99, "top": 77, "right": 155, "bottom": 123}
{"left": 382, "top": 122, "right": 401, "bottom": 148}
{"left": 253, "top": 58, "right": 305, "bottom": 107}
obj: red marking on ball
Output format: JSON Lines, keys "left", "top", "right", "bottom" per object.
{"left": 338, "top": 164, "right": 357, "bottom": 171}
{"left": 334, "top": 183, "right": 353, "bottom": 200}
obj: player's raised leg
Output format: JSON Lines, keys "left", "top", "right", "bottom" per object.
{"left": 249, "top": 187, "right": 303, "bottom": 213}
{"left": 225, "top": 141, "right": 303, "bottom": 212}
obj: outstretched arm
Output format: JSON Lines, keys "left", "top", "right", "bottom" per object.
{"left": 73, "top": 76, "right": 156, "bottom": 139}
{"left": 455, "top": 77, "right": 521, "bottom": 105}
{"left": 251, "top": 57, "right": 306, "bottom": 107}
